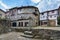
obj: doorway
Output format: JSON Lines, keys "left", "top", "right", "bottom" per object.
{"left": 12, "top": 22, "right": 17, "bottom": 27}
{"left": 18, "top": 22, "right": 23, "bottom": 27}
{"left": 25, "top": 22, "right": 28, "bottom": 27}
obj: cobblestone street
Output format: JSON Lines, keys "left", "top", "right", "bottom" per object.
{"left": 0, "top": 32, "right": 40, "bottom": 40}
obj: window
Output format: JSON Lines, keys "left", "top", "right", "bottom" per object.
{"left": 18, "top": 22, "right": 23, "bottom": 27}
{"left": 25, "top": 22, "right": 28, "bottom": 27}
{"left": 18, "top": 22, "right": 20, "bottom": 26}
{"left": 47, "top": 11, "right": 49, "bottom": 13}
{"left": 50, "top": 15, "right": 52, "bottom": 18}
{"left": 52, "top": 11, "right": 54, "bottom": 13}
{"left": 42, "top": 13, "right": 44, "bottom": 15}
{"left": 35, "top": 9, "right": 37, "bottom": 11}
{"left": 12, "top": 22, "right": 17, "bottom": 27}
{"left": 33, "top": 12, "right": 38, "bottom": 16}
{"left": 44, "top": 22, "right": 47, "bottom": 24}
{"left": 54, "top": 15, "right": 56, "bottom": 17}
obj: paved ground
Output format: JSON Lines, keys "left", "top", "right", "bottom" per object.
{"left": 0, "top": 32, "right": 41, "bottom": 40}
{"left": 33, "top": 27, "right": 60, "bottom": 31}
{"left": 11, "top": 27, "right": 60, "bottom": 31}
{"left": 1, "top": 27, "right": 60, "bottom": 40}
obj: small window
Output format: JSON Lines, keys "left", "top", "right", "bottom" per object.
{"left": 52, "top": 11, "right": 54, "bottom": 13}
{"left": 54, "top": 15, "right": 56, "bottom": 17}
{"left": 18, "top": 22, "right": 23, "bottom": 27}
{"left": 42, "top": 13, "right": 44, "bottom": 15}
{"left": 44, "top": 22, "right": 47, "bottom": 24}
{"left": 36, "top": 22, "right": 37, "bottom": 24}
{"left": 47, "top": 11, "right": 49, "bottom": 13}
{"left": 18, "top": 22, "right": 21, "bottom": 26}
{"left": 12, "top": 22, "right": 17, "bottom": 27}
{"left": 35, "top": 9, "right": 37, "bottom": 11}
{"left": 25, "top": 22, "right": 28, "bottom": 27}
{"left": 50, "top": 15, "right": 52, "bottom": 18}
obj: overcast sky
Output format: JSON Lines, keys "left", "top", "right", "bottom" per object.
{"left": 0, "top": 0, "right": 60, "bottom": 12}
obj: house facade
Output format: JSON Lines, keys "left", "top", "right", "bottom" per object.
{"left": 40, "top": 9, "right": 59, "bottom": 26}
{"left": 6, "top": 6, "right": 40, "bottom": 27}
{"left": 0, "top": 9, "right": 5, "bottom": 19}
{"left": 40, "top": 12, "right": 47, "bottom": 26}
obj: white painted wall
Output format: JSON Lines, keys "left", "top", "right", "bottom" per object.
{"left": 40, "top": 10, "right": 58, "bottom": 26}
{"left": 40, "top": 10, "right": 58, "bottom": 20}
{"left": 48, "top": 15, "right": 58, "bottom": 20}
{"left": 48, "top": 11, "right": 58, "bottom": 20}
{"left": 40, "top": 13, "right": 47, "bottom": 20}
{"left": 48, "top": 11, "right": 58, "bottom": 15}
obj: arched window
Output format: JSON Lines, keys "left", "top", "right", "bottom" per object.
{"left": 12, "top": 22, "right": 17, "bottom": 27}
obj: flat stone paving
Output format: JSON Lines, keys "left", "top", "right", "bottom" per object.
{"left": 1, "top": 27, "right": 60, "bottom": 40}
{"left": 0, "top": 32, "right": 41, "bottom": 40}
{"left": 33, "top": 27, "right": 60, "bottom": 31}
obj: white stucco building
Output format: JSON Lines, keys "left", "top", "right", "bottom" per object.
{"left": 40, "top": 9, "right": 58, "bottom": 26}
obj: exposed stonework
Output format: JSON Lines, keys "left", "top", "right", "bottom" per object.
{"left": 32, "top": 29, "right": 60, "bottom": 40}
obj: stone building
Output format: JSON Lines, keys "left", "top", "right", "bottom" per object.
{"left": 6, "top": 6, "right": 40, "bottom": 27}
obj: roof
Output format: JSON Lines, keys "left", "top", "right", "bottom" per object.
{"left": 0, "top": 9, "right": 5, "bottom": 13}
{"left": 41, "top": 9, "right": 58, "bottom": 14}
{"left": 9, "top": 6, "right": 38, "bottom": 10}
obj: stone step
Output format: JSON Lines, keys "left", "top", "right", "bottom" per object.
{"left": 21, "top": 34, "right": 33, "bottom": 38}
{"left": 24, "top": 31, "right": 32, "bottom": 35}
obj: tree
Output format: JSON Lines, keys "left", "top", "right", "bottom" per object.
{"left": 57, "top": 17, "right": 60, "bottom": 25}
{"left": 0, "top": 17, "right": 11, "bottom": 34}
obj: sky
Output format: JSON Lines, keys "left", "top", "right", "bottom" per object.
{"left": 0, "top": 0, "right": 60, "bottom": 12}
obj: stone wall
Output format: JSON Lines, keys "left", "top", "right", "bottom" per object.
{"left": 32, "top": 29, "right": 60, "bottom": 40}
